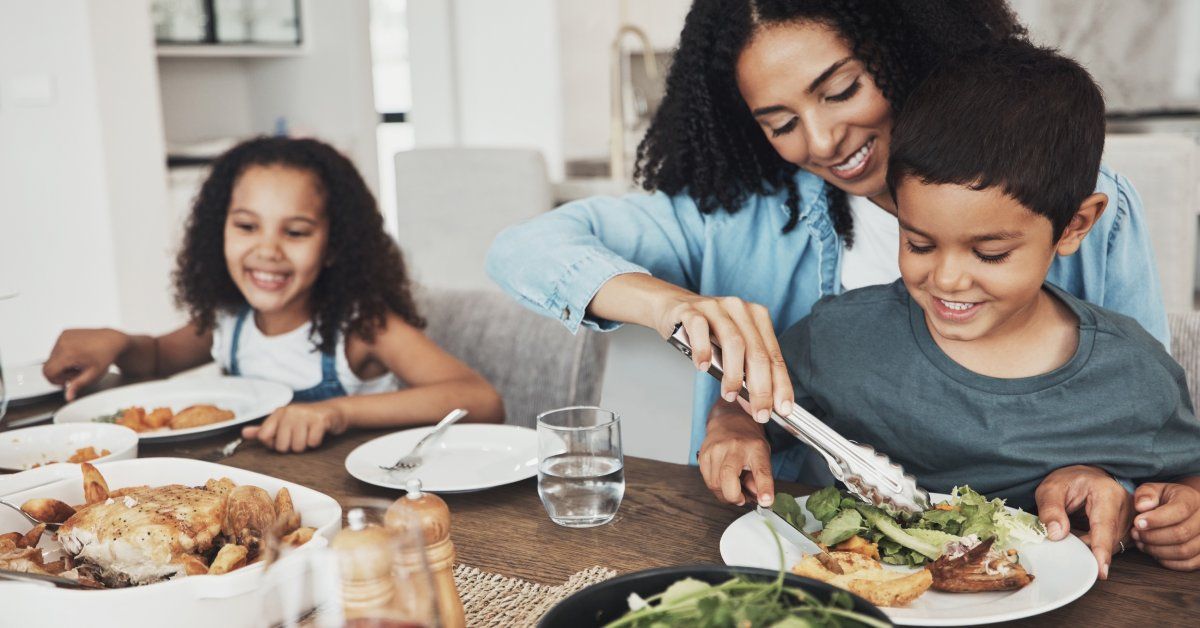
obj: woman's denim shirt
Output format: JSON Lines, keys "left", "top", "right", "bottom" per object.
{"left": 485, "top": 166, "right": 1169, "bottom": 476}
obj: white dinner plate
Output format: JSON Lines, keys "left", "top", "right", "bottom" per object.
{"left": 719, "top": 493, "right": 1097, "bottom": 626}
{"left": 345, "top": 423, "right": 538, "bottom": 493}
{"left": 0, "top": 422, "right": 138, "bottom": 471}
{"left": 2, "top": 362, "right": 61, "bottom": 406}
{"left": 0, "top": 457, "right": 341, "bottom": 628}
{"left": 52, "top": 376, "right": 293, "bottom": 442}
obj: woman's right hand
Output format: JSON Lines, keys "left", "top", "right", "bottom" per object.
{"left": 654, "top": 291, "right": 793, "bottom": 423}
{"left": 699, "top": 399, "right": 776, "bottom": 507}
{"left": 42, "top": 328, "right": 129, "bottom": 400}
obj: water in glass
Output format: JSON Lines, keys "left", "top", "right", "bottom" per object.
{"left": 536, "top": 406, "right": 624, "bottom": 528}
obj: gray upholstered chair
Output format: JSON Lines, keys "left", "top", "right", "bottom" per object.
{"left": 416, "top": 287, "right": 610, "bottom": 428}
{"left": 1169, "top": 311, "right": 1200, "bottom": 413}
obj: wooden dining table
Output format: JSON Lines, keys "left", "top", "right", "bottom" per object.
{"left": 3, "top": 395, "right": 1198, "bottom": 627}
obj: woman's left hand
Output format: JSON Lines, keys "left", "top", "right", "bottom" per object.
{"left": 1131, "top": 482, "right": 1200, "bottom": 571}
{"left": 1035, "top": 465, "right": 1133, "bottom": 580}
{"left": 242, "top": 402, "right": 349, "bottom": 453}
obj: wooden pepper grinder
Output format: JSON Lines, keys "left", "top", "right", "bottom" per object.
{"left": 330, "top": 507, "right": 406, "bottom": 624}
{"left": 386, "top": 478, "right": 466, "bottom": 628}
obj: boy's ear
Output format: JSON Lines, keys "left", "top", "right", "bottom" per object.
{"left": 1055, "top": 192, "right": 1108, "bottom": 256}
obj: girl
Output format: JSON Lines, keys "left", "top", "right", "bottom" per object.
{"left": 485, "top": 1, "right": 1167, "bottom": 575}
{"left": 44, "top": 136, "right": 504, "bottom": 452}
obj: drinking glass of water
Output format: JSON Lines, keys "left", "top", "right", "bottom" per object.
{"left": 537, "top": 406, "right": 624, "bottom": 528}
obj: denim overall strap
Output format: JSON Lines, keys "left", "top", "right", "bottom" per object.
{"left": 290, "top": 351, "right": 349, "bottom": 402}
{"left": 228, "top": 307, "right": 251, "bottom": 376}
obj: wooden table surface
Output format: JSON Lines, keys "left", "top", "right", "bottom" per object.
{"left": 4, "top": 397, "right": 1198, "bottom": 627}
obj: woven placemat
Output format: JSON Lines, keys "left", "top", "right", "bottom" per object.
{"left": 454, "top": 563, "right": 617, "bottom": 627}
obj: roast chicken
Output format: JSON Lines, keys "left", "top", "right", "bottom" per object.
{"left": 51, "top": 464, "right": 291, "bottom": 586}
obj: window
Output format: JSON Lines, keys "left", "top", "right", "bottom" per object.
{"left": 370, "top": 0, "right": 414, "bottom": 237}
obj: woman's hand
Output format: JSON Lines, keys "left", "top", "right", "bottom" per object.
{"left": 653, "top": 291, "right": 793, "bottom": 424}
{"left": 242, "top": 402, "right": 349, "bottom": 453}
{"left": 586, "top": 274, "right": 793, "bottom": 423}
{"left": 42, "top": 329, "right": 130, "bottom": 401}
{"left": 1035, "top": 465, "right": 1133, "bottom": 580}
{"left": 698, "top": 400, "right": 775, "bottom": 507}
{"left": 1131, "top": 481, "right": 1200, "bottom": 571}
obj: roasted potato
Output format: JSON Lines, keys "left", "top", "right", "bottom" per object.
{"left": 144, "top": 407, "right": 174, "bottom": 429}
{"left": 21, "top": 498, "right": 76, "bottom": 524}
{"left": 17, "top": 523, "right": 47, "bottom": 549}
{"left": 274, "top": 487, "right": 301, "bottom": 533}
{"left": 280, "top": 526, "right": 316, "bottom": 547}
{"left": 170, "top": 405, "right": 234, "bottom": 430}
{"left": 208, "top": 544, "right": 248, "bottom": 575}
{"left": 81, "top": 461, "right": 109, "bottom": 504}
{"left": 117, "top": 406, "right": 147, "bottom": 432}
{"left": 175, "top": 554, "right": 209, "bottom": 576}
{"left": 0, "top": 532, "right": 24, "bottom": 548}
{"left": 223, "top": 485, "right": 275, "bottom": 549}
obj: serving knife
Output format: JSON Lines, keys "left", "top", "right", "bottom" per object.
{"left": 667, "top": 323, "right": 930, "bottom": 515}
{"left": 756, "top": 505, "right": 828, "bottom": 555}
{"left": 0, "top": 568, "right": 101, "bottom": 589}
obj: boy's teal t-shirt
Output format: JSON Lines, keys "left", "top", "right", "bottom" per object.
{"left": 774, "top": 280, "right": 1200, "bottom": 510}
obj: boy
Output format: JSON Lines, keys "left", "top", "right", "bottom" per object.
{"left": 770, "top": 43, "right": 1200, "bottom": 576}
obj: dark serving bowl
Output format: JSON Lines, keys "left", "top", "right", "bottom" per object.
{"left": 538, "top": 564, "right": 892, "bottom": 627}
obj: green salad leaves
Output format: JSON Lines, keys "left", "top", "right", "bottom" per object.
{"left": 785, "top": 485, "right": 1046, "bottom": 567}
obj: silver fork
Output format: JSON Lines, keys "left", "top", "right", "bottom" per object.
{"left": 379, "top": 408, "right": 468, "bottom": 472}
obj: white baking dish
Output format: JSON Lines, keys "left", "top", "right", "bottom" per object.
{"left": 0, "top": 457, "right": 342, "bottom": 628}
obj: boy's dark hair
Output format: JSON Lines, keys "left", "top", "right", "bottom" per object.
{"left": 174, "top": 136, "right": 425, "bottom": 354}
{"left": 635, "top": 0, "right": 1026, "bottom": 243}
{"left": 886, "top": 42, "right": 1106, "bottom": 239}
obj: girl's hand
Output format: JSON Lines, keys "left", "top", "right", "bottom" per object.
{"left": 1035, "top": 465, "right": 1133, "bottom": 580}
{"left": 698, "top": 400, "right": 775, "bottom": 507}
{"left": 653, "top": 292, "right": 793, "bottom": 424}
{"left": 42, "top": 329, "right": 129, "bottom": 401}
{"left": 1131, "top": 482, "right": 1200, "bottom": 571}
{"left": 242, "top": 402, "right": 349, "bottom": 453}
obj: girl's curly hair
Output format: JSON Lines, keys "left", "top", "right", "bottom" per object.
{"left": 634, "top": 0, "right": 1027, "bottom": 245}
{"left": 174, "top": 136, "right": 424, "bottom": 354}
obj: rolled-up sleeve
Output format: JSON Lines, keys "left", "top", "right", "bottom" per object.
{"left": 485, "top": 191, "right": 708, "bottom": 333}
{"left": 1100, "top": 170, "right": 1171, "bottom": 348}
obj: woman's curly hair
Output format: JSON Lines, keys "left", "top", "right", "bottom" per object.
{"left": 174, "top": 136, "right": 424, "bottom": 354}
{"left": 634, "top": 0, "right": 1027, "bottom": 245}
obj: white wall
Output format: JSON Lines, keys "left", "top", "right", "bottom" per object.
{"left": 0, "top": 0, "right": 174, "bottom": 366}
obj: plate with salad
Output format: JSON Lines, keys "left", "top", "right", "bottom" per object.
{"left": 720, "top": 486, "right": 1096, "bottom": 626}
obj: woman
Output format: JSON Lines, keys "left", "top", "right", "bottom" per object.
{"left": 486, "top": 0, "right": 1164, "bottom": 573}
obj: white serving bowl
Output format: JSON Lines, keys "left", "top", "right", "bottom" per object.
{"left": 0, "top": 458, "right": 342, "bottom": 628}
{"left": 0, "top": 422, "right": 138, "bottom": 471}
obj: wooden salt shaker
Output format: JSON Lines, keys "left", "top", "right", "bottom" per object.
{"left": 386, "top": 478, "right": 466, "bottom": 628}
{"left": 330, "top": 507, "right": 404, "bottom": 623}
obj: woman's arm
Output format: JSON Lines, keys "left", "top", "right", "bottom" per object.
{"left": 487, "top": 192, "right": 794, "bottom": 419}
{"left": 43, "top": 323, "right": 213, "bottom": 400}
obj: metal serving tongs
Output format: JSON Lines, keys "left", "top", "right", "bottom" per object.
{"left": 667, "top": 324, "right": 930, "bottom": 515}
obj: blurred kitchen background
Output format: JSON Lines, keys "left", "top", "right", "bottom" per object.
{"left": 2, "top": 0, "right": 1198, "bottom": 463}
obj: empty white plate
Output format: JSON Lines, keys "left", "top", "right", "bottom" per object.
{"left": 345, "top": 424, "right": 538, "bottom": 493}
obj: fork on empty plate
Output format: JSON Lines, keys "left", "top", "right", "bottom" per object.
{"left": 379, "top": 408, "right": 468, "bottom": 472}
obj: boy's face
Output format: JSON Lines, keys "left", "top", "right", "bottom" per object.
{"left": 895, "top": 179, "right": 1063, "bottom": 344}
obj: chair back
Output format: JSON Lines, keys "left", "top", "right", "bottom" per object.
{"left": 394, "top": 148, "right": 552, "bottom": 291}
{"left": 417, "top": 287, "right": 609, "bottom": 428}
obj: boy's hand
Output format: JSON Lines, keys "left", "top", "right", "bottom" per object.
{"left": 1035, "top": 465, "right": 1133, "bottom": 580}
{"left": 1131, "top": 482, "right": 1200, "bottom": 571}
{"left": 699, "top": 402, "right": 774, "bottom": 507}
{"left": 42, "top": 329, "right": 129, "bottom": 401}
{"left": 242, "top": 402, "right": 348, "bottom": 453}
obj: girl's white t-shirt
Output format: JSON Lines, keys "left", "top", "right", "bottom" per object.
{"left": 210, "top": 311, "right": 398, "bottom": 396}
{"left": 840, "top": 194, "right": 902, "bottom": 291}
